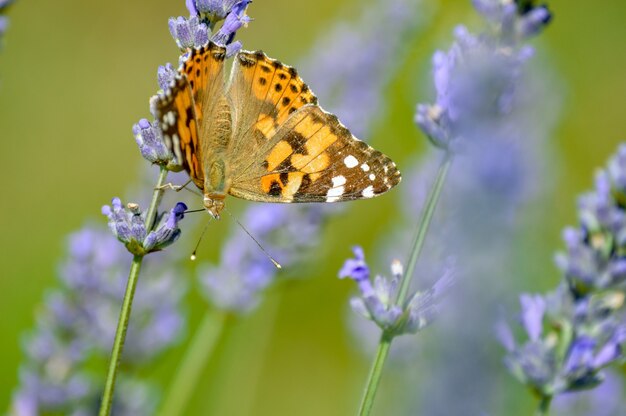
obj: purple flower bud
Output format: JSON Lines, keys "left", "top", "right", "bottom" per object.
{"left": 168, "top": 15, "right": 209, "bottom": 50}
{"left": 143, "top": 202, "right": 187, "bottom": 252}
{"left": 193, "top": 0, "right": 240, "bottom": 21}
{"left": 102, "top": 198, "right": 185, "bottom": 255}
{"left": 338, "top": 246, "right": 370, "bottom": 283}
{"left": 186, "top": 0, "right": 198, "bottom": 16}
{"left": 564, "top": 336, "right": 596, "bottom": 374}
{"left": 210, "top": 1, "right": 251, "bottom": 46}
{"left": 157, "top": 63, "right": 177, "bottom": 91}
{"left": 133, "top": 118, "right": 173, "bottom": 165}
{"left": 518, "top": 6, "right": 552, "bottom": 38}
{"left": 520, "top": 294, "right": 545, "bottom": 341}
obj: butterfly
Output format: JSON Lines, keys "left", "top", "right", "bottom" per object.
{"left": 154, "top": 41, "right": 401, "bottom": 218}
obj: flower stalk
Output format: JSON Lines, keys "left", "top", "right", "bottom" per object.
{"left": 98, "top": 167, "right": 169, "bottom": 416}
{"left": 358, "top": 152, "right": 452, "bottom": 416}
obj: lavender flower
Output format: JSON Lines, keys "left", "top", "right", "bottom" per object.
{"left": 416, "top": 26, "right": 535, "bottom": 150}
{"left": 339, "top": 247, "right": 453, "bottom": 337}
{"left": 11, "top": 226, "right": 186, "bottom": 414}
{"left": 133, "top": 118, "right": 174, "bottom": 165}
{"left": 473, "top": 0, "right": 552, "bottom": 39}
{"left": 102, "top": 197, "right": 187, "bottom": 255}
{"left": 187, "top": 0, "right": 243, "bottom": 23}
{"left": 168, "top": 15, "right": 209, "bottom": 50}
{"left": 556, "top": 145, "right": 626, "bottom": 294}
{"left": 199, "top": 204, "right": 324, "bottom": 312}
{"left": 209, "top": 0, "right": 250, "bottom": 51}
{"left": 398, "top": 1, "right": 559, "bottom": 414}
{"left": 498, "top": 287, "right": 626, "bottom": 397}
{"left": 496, "top": 144, "right": 626, "bottom": 409}
{"left": 157, "top": 63, "right": 178, "bottom": 92}
{"left": 170, "top": 0, "right": 250, "bottom": 54}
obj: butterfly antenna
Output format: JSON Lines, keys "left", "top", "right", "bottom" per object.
{"left": 190, "top": 218, "right": 212, "bottom": 261}
{"left": 184, "top": 208, "right": 207, "bottom": 214}
{"left": 223, "top": 207, "right": 282, "bottom": 269}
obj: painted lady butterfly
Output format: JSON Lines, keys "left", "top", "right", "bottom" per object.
{"left": 155, "top": 41, "right": 401, "bottom": 218}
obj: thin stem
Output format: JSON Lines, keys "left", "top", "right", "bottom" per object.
{"left": 98, "top": 167, "right": 169, "bottom": 416}
{"left": 358, "top": 152, "right": 453, "bottom": 416}
{"left": 158, "top": 310, "right": 227, "bottom": 416}
{"left": 145, "top": 166, "right": 169, "bottom": 229}
{"left": 535, "top": 395, "right": 552, "bottom": 416}
{"left": 396, "top": 152, "right": 452, "bottom": 305}
{"left": 358, "top": 332, "right": 393, "bottom": 416}
{"left": 99, "top": 255, "right": 143, "bottom": 416}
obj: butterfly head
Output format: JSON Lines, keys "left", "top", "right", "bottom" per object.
{"left": 203, "top": 193, "right": 225, "bottom": 219}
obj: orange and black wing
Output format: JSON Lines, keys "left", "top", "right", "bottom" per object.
{"left": 229, "top": 105, "right": 401, "bottom": 203}
{"left": 153, "top": 42, "right": 227, "bottom": 189}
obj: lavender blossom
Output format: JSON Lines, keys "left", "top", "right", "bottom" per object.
{"left": 168, "top": 15, "right": 209, "bottom": 50}
{"left": 157, "top": 63, "right": 177, "bottom": 92}
{"left": 171, "top": 0, "right": 251, "bottom": 55}
{"left": 102, "top": 197, "right": 187, "bottom": 255}
{"left": 199, "top": 204, "right": 324, "bottom": 312}
{"left": 496, "top": 144, "right": 626, "bottom": 408}
{"left": 133, "top": 118, "right": 173, "bottom": 165}
{"left": 473, "top": 0, "right": 552, "bottom": 39}
{"left": 556, "top": 145, "right": 626, "bottom": 294}
{"left": 187, "top": 0, "right": 243, "bottom": 23}
{"left": 209, "top": 0, "right": 250, "bottom": 52}
{"left": 498, "top": 287, "right": 626, "bottom": 397}
{"left": 339, "top": 247, "right": 453, "bottom": 337}
{"left": 11, "top": 226, "right": 186, "bottom": 414}
{"left": 395, "top": 1, "right": 559, "bottom": 414}
{"left": 416, "top": 25, "right": 535, "bottom": 150}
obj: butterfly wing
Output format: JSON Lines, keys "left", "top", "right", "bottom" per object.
{"left": 226, "top": 50, "right": 318, "bottom": 160}
{"left": 226, "top": 49, "right": 400, "bottom": 203}
{"left": 154, "top": 42, "right": 227, "bottom": 189}
{"left": 228, "top": 104, "right": 401, "bottom": 203}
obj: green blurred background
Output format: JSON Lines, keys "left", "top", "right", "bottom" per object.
{"left": 1, "top": 0, "right": 626, "bottom": 414}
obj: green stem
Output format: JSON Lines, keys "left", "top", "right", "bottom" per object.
{"left": 98, "top": 255, "right": 143, "bottom": 416}
{"left": 158, "top": 310, "right": 227, "bottom": 416}
{"left": 358, "top": 153, "right": 453, "bottom": 416}
{"left": 396, "top": 153, "right": 452, "bottom": 305}
{"left": 98, "top": 167, "right": 169, "bottom": 416}
{"left": 536, "top": 395, "right": 552, "bottom": 416}
{"left": 145, "top": 166, "right": 169, "bottom": 229}
{"left": 358, "top": 333, "right": 393, "bottom": 416}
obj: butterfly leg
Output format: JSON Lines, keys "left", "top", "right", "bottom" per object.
{"left": 156, "top": 178, "right": 193, "bottom": 192}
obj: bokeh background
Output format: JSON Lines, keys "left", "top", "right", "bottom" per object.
{"left": 1, "top": 0, "right": 626, "bottom": 414}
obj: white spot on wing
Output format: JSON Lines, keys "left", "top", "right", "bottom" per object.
{"left": 166, "top": 111, "right": 176, "bottom": 126}
{"left": 369, "top": 173, "right": 376, "bottom": 181}
{"left": 332, "top": 175, "right": 346, "bottom": 187}
{"left": 326, "top": 186, "right": 344, "bottom": 202}
{"left": 362, "top": 185, "right": 375, "bottom": 198}
{"left": 361, "top": 163, "right": 370, "bottom": 172}
{"left": 344, "top": 155, "right": 359, "bottom": 168}
{"left": 172, "top": 133, "right": 183, "bottom": 164}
